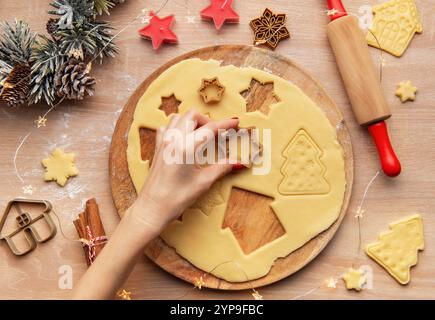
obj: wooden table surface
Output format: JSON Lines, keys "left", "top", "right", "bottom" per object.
{"left": 1, "top": 0, "right": 434, "bottom": 300}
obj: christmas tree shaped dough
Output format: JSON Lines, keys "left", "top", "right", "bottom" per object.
{"left": 279, "top": 129, "right": 330, "bottom": 195}
{"left": 366, "top": 214, "right": 424, "bottom": 285}
{"left": 127, "top": 59, "right": 346, "bottom": 282}
{"left": 42, "top": 148, "right": 78, "bottom": 186}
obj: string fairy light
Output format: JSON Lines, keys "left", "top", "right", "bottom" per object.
{"left": 13, "top": 132, "right": 31, "bottom": 184}
{"left": 355, "top": 171, "right": 381, "bottom": 253}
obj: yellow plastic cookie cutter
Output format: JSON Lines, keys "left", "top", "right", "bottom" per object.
{"left": 0, "top": 198, "right": 57, "bottom": 256}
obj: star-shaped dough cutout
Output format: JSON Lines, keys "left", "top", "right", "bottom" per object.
{"left": 138, "top": 12, "right": 178, "bottom": 50}
{"left": 198, "top": 77, "right": 225, "bottom": 104}
{"left": 342, "top": 268, "right": 367, "bottom": 291}
{"left": 200, "top": 0, "right": 239, "bottom": 30}
{"left": 250, "top": 8, "right": 290, "bottom": 49}
{"left": 396, "top": 81, "right": 418, "bottom": 103}
{"left": 42, "top": 148, "right": 78, "bottom": 187}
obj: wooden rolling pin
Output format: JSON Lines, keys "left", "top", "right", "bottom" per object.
{"left": 325, "top": 0, "right": 401, "bottom": 177}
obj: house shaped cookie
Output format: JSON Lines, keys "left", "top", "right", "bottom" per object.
{"left": 367, "top": 0, "right": 422, "bottom": 57}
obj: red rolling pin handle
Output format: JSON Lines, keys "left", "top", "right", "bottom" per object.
{"left": 326, "top": 0, "right": 401, "bottom": 177}
{"left": 368, "top": 121, "right": 401, "bottom": 177}
{"left": 327, "top": 0, "right": 348, "bottom": 21}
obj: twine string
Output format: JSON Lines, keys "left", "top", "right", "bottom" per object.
{"left": 83, "top": 225, "right": 108, "bottom": 263}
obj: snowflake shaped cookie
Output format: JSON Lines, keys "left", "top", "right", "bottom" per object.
{"left": 42, "top": 148, "right": 78, "bottom": 186}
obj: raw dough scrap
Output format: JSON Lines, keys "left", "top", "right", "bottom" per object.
{"left": 396, "top": 80, "right": 418, "bottom": 102}
{"left": 127, "top": 59, "right": 346, "bottom": 282}
{"left": 342, "top": 268, "right": 367, "bottom": 291}
{"left": 42, "top": 148, "right": 78, "bottom": 186}
{"left": 367, "top": 0, "right": 422, "bottom": 57}
{"left": 366, "top": 214, "right": 424, "bottom": 285}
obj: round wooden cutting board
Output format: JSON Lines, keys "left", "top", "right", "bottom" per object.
{"left": 109, "top": 45, "right": 353, "bottom": 290}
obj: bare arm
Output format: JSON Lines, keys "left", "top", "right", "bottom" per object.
{"left": 71, "top": 111, "right": 240, "bottom": 299}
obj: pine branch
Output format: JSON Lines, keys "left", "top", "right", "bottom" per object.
{"left": 55, "top": 20, "right": 117, "bottom": 61}
{"left": 0, "top": 20, "right": 36, "bottom": 63}
{"left": 94, "top": 0, "right": 115, "bottom": 16}
{"left": 49, "top": 0, "right": 95, "bottom": 29}
{"left": 29, "top": 36, "right": 67, "bottom": 105}
{"left": 0, "top": 20, "right": 37, "bottom": 83}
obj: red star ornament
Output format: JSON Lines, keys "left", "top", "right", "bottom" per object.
{"left": 139, "top": 12, "right": 178, "bottom": 50}
{"left": 200, "top": 0, "right": 239, "bottom": 30}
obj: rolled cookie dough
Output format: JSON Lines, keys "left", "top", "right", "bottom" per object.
{"left": 127, "top": 59, "right": 346, "bottom": 282}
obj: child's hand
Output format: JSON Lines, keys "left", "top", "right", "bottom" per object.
{"left": 130, "top": 110, "right": 240, "bottom": 234}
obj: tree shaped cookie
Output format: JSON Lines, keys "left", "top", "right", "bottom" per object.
{"left": 42, "top": 148, "right": 78, "bottom": 186}
{"left": 278, "top": 129, "right": 329, "bottom": 195}
{"left": 367, "top": 0, "right": 422, "bottom": 57}
{"left": 366, "top": 214, "right": 424, "bottom": 284}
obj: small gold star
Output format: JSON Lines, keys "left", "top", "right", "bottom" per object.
{"left": 326, "top": 8, "right": 339, "bottom": 16}
{"left": 35, "top": 116, "right": 47, "bottom": 128}
{"left": 193, "top": 276, "right": 205, "bottom": 289}
{"left": 141, "top": 8, "right": 152, "bottom": 24}
{"left": 380, "top": 57, "right": 387, "bottom": 67}
{"left": 117, "top": 289, "right": 132, "bottom": 300}
{"left": 68, "top": 48, "right": 84, "bottom": 60}
{"left": 324, "top": 277, "right": 338, "bottom": 289}
{"left": 186, "top": 15, "right": 196, "bottom": 23}
{"left": 252, "top": 289, "right": 263, "bottom": 300}
{"left": 396, "top": 80, "right": 418, "bottom": 103}
{"left": 22, "top": 184, "right": 34, "bottom": 195}
{"left": 355, "top": 206, "right": 364, "bottom": 219}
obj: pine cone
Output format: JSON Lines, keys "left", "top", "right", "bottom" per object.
{"left": 46, "top": 18, "right": 59, "bottom": 37}
{"left": 0, "top": 64, "right": 31, "bottom": 107}
{"left": 54, "top": 58, "right": 96, "bottom": 100}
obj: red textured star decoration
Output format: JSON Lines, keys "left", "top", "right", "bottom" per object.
{"left": 138, "top": 12, "right": 178, "bottom": 50}
{"left": 200, "top": 0, "right": 239, "bottom": 30}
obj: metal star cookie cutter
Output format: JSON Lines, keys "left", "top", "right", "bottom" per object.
{"left": 0, "top": 198, "right": 57, "bottom": 256}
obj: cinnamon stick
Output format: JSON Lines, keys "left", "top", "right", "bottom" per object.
{"left": 73, "top": 198, "right": 107, "bottom": 266}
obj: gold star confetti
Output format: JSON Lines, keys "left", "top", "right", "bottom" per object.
{"left": 35, "top": 116, "right": 47, "bottom": 128}
{"left": 117, "top": 289, "right": 132, "bottom": 300}
{"left": 22, "top": 184, "right": 34, "bottom": 195}
{"left": 252, "top": 289, "right": 263, "bottom": 300}
{"left": 342, "top": 268, "right": 367, "bottom": 291}
{"left": 68, "top": 48, "right": 84, "bottom": 60}
{"left": 186, "top": 15, "right": 196, "bottom": 23}
{"left": 355, "top": 206, "right": 364, "bottom": 219}
{"left": 324, "top": 277, "right": 338, "bottom": 288}
{"left": 141, "top": 8, "right": 152, "bottom": 24}
{"left": 396, "top": 80, "right": 418, "bottom": 103}
{"left": 326, "top": 8, "right": 339, "bottom": 16}
{"left": 193, "top": 276, "right": 205, "bottom": 290}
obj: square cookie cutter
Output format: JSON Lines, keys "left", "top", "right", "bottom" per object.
{"left": 0, "top": 198, "right": 57, "bottom": 256}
